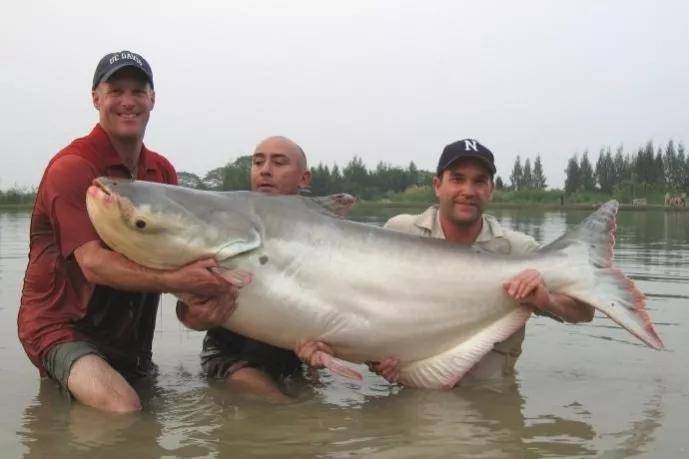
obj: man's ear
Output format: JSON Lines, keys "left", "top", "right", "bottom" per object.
{"left": 300, "top": 169, "right": 312, "bottom": 188}
{"left": 150, "top": 90, "right": 156, "bottom": 110}
{"left": 432, "top": 175, "right": 442, "bottom": 198}
{"left": 92, "top": 90, "right": 100, "bottom": 110}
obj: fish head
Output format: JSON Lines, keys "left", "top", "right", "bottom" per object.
{"left": 86, "top": 177, "right": 262, "bottom": 269}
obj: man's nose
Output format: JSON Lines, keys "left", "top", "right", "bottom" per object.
{"left": 259, "top": 162, "right": 273, "bottom": 176}
{"left": 121, "top": 93, "right": 135, "bottom": 109}
{"left": 460, "top": 182, "right": 477, "bottom": 196}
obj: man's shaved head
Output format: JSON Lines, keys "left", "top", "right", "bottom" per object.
{"left": 254, "top": 136, "right": 307, "bottom": 171}
{"left": 251, "top": 136, "right": 311, "bottom": 195}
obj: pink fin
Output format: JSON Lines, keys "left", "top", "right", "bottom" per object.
{"left": 542, "top": 200, "right": 664, "bottom": 350}
{"left": 315, "top": 351, "right": 363, "bottom": 381}
{"left": 210, "top": 267, "right": 253, "bottom": 288}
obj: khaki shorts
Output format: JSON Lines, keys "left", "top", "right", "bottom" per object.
{"left": 43, "top": 341, "right": 153, "bottom": 394}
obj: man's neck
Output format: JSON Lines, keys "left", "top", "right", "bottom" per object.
{"left": 109, "top": 134, "right": 143, "bottom": 178}
{"left": 438, "top": 211, "right": 483, "bottom": 245}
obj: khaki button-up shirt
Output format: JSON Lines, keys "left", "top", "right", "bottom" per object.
{"left": 384, "top": 205, "right": 540, "bottom": 381}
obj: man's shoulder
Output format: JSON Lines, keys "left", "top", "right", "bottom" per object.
{"left": 142, "top": 148, "right": 177, "bottom": 184}
{"left": 384, "top": 213, "right": 419, "bottom": 231}
{"left": 383, "top": 206, "right": 435, "bottom": 235}
{"left": 482, "top": 214, "right": 539, "bottom": 255}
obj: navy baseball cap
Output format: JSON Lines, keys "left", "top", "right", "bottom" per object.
{"left": 436, "top": 139, "right": 496, "bottom": 176}
{"left": 92, "top": 50, "right": 153, "bottom": 90}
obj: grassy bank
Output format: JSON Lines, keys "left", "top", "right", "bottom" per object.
{"left": 0, "top": 203, "right": 33, "bottom": 211}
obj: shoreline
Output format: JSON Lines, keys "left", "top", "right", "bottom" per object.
{"left": 352, "top": 200, "right": 689, "bottom": 212}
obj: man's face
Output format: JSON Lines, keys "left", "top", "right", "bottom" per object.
{"left": 433, "top": 158, "right": 494, "bottom": 227}
{"left": 92, "top": 67, "right": 155, "bottom": 141}
{"left": 250, "top": 138, "right": 311, "bottom": 195}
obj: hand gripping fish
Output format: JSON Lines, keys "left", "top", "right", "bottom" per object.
{"left": 86, "top": 178, "right": 663, "bottom": 389}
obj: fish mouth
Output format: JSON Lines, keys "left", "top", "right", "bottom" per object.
{"left": 93, "top": 177, "right": 113, "bottom": 197}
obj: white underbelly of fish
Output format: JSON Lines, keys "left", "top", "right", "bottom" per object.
{"left": 222, "top": 238, "right": 553, "bottom": 364}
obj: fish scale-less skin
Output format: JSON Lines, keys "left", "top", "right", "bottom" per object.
{"left": 87, "top": 179, "right": 664, "bottom": 389}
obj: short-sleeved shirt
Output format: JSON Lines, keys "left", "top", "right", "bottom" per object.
{"left": 384, "top": 205, "right": 540, "bottom": 380}
{"left": 18, "top": 124, "right": 177, "bottom": 375}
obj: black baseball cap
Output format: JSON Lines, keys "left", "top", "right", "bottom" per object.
{"left": 436, "top": 139, "right": 496, "bottom": 176}
{"left": 92, "top": 50, "right": 153, "bottom": 90}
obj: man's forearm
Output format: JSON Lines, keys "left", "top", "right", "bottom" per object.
{"left": 75, "top": 241, "right": 169, "bottom": 292}
{"left": 547, "top": 293, "right": 595, "bottom": 323}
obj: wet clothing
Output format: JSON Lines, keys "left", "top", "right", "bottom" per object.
{"left": 201, "top": 327, "right": 302, "bottom": 381}
{"left": 18, "top": 123, "right": 177, "bottom": 377}
{"left": 384, "top": 205, "right": 541, "bottom": 380}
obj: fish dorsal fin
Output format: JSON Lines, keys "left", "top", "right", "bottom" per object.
{"left": 308, "top": 193, "right": 358, "bottom": 218}
{"left": 538, "top": 200, "right": 618, "bottom": 267}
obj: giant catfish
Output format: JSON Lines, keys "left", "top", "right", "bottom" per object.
{"left": 85, "top": 178, "right": 663, "bottom": 389}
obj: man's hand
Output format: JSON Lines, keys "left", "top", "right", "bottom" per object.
{"left": 176, "top": 289, "right": 239, "bottom": 331}
{"left": 366, "top": 358, "right": 401, "bottom": 384}
{"left": 502, "top": 268, "right": 551, "bottom": 311}
{"left": 294, "top": 340, "right": 335, "bottom": 368}
{"left": 503, "top": 269, "right": 594, "bottom": 323}
{"left": 164, "top": 259, "right": 233, "bottom": 296}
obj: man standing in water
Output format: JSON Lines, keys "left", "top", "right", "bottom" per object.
{"left": 18, "top": 51, "right": 236, "bottom": 413}
{"left": 178, "top": 135, "right": 319, "bottom": 403}
{"left": 297, "top": 139, "right": 595, "bottom": 384}
{"left": 373, "top": 139, "right": 595, "bottom": 382}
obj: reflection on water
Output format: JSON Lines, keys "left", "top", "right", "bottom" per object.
{"left": 3, "top": 208, "right": 689, "bottom": 458}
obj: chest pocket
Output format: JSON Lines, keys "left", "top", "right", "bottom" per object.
{"left": 475, "top": 238, "right": 511, "bottom": 255}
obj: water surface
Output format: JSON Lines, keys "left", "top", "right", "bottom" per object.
{"left": 1, "top": 207, "right": 687, "bottom": 458}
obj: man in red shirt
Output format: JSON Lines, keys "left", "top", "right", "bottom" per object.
{"left": 18, "top": 50, "right": 236, "bottom": 413}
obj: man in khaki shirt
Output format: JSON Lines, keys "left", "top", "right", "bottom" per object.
{"left": 378, "top": 139, "right": 594, "bottom": 382}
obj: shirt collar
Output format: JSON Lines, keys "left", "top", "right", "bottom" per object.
{"left": 413, "top": 204, "right": 504, "bottom": 242}
{"left": 88, "top": 124, "right": 156, "bottom": 173}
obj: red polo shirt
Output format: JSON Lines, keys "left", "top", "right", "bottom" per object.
{"left": 18, "top": 124, "right": 177, "bottom": 375}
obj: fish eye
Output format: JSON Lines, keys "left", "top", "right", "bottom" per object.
{"left": 135, "top": 219, "right": 147, "bottom": 229}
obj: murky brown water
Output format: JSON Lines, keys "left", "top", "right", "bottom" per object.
{"left": 1, "top": 207, "right": 687, "bottom": 458}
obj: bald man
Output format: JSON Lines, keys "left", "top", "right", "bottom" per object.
{"left": 178, "top": 136, "right": 312, "bottom": 402}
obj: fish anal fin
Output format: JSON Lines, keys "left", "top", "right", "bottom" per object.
{"left": 315, "top": 351, "right": 363, "bottom": 381}
{"left": 400, "top": 307, "right": 532, "bottom": 389}
{"left": 567, "top": 266, "right": 664, "bottom": 350}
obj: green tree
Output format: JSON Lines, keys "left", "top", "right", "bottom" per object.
{"left": 310, "top": 163, "right": 332, "bottom": 195}
{"left": 613, "top": 145, "right": 627, "bottom": 184}
{"left": 579, "top": 151, "right": 595, "bottom": 192}
{"left": 177, "top": 171, "right": 204, "bottom": 189}
{"left": 595, "top": 147, "right": 615, "bottom": 194}
{"left": 495, "top": 176, "right": 504, "bottom": 190}
{"left": 564, "top": 154, "right": 580, "bottom": 193}
{"left": 522, "top": 158, "right": 533, "bottom": 190}
{"left": 203, "top": 167, "right": 226, "bottom": 190}
{"left": 222, "top": 156, "right": 252, "bottom": 190}
{"left": 532, "top": 155, "right": 547, "bottom": 190}
{"left": 509, "top": 156, "right": 523, "bottom": 191}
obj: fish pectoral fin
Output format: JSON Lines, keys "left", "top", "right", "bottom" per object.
{"left": 315, "top": 351, "right": 363, "bottom": 381}
{"left": 399, "top": 307, "right": 532, "bottom": 389}
{"left": 209, "top": 267, "right": 253, "bottom": 288}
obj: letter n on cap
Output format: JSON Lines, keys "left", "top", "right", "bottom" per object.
{"left": 464, "top": 140, "right": 478, "bottom": 151}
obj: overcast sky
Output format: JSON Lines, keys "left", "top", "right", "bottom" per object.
{"left": 2, "top": 0, "right": 688, "bottom": 190}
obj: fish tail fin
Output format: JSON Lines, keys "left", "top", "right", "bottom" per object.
{"left": 539, "top": 200, "right": 664, "bottom": 350}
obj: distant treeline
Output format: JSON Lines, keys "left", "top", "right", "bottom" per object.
{"left": 179, "top": 139, "right": 689, "bottom": 202}
{"left": 0, "top": 187, "right": 35, "bottom": 206}
{"left": 508, "top": 140, "right": 689, "bottom": 200}
{"left": 179, "top": 156, "right": 435, "bottom": 200}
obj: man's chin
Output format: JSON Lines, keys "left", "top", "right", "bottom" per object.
{"left": 256, "top": 186, "right": 278, "bottom": 194}
{"left": 451, "top": 209, "right": 481, "bottom": 226}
